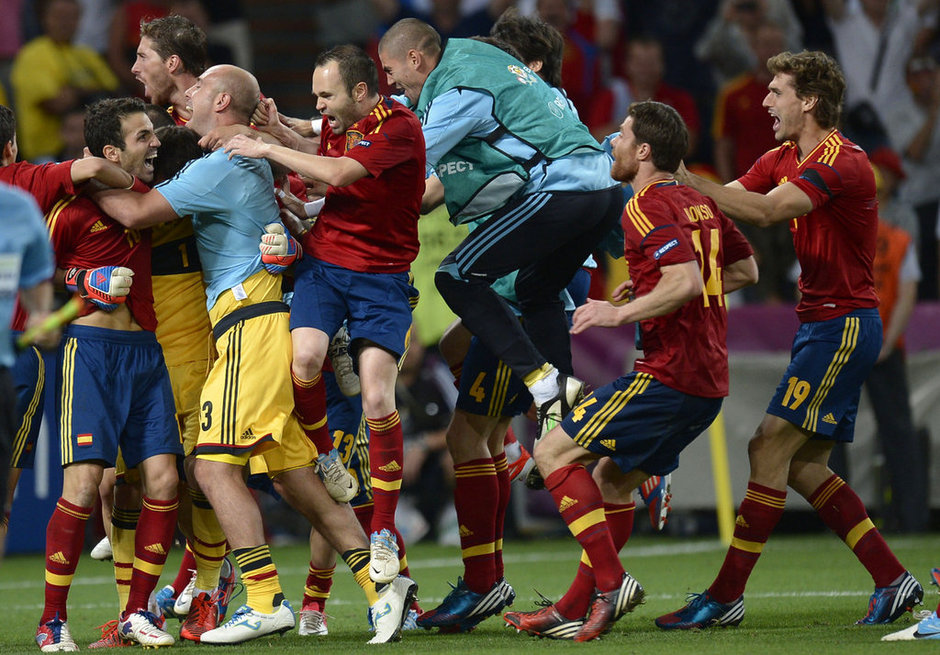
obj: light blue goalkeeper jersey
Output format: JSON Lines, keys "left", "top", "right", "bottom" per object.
{"left": 156, "top": 149, "right": 278, "bottom": 310}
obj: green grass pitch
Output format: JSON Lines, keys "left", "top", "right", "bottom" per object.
{"left": 2, "top": 532, "right": 936, "bottom": 653}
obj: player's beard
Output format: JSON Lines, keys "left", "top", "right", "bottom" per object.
{"left": 611, "top": 155, "right": 639, "bottom": 184}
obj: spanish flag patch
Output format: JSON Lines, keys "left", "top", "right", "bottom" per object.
{"left": 77, "top": 434, "right": 93, "bottom": 447}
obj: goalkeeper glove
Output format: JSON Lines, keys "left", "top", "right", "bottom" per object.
{"left": 259, "top": 223, "right": 302, "bottom": 274}
{"left": 65, "top": 266, "right": 134, "bottom": 311}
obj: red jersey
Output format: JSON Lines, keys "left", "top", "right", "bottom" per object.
{"left": 46, "top": 195, "right": 156, "bottom": 331}
{"left": 712, "top": 74, "right": 779, "bottom": 178}
{"left": 2, "top": 160, "right": 76, "bottom": 330}
{"left": 624, "top": 180, "right": 753, "bottom": 398}
{"left": 304, "top": 97, "right": 424, "bottom": 273}
{"left": 737, "top": 130, "right": 878, "bottom": 322}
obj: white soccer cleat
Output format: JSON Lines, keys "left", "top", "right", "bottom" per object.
{"left": 200, "top": 601, "right": 295, "bottom": 645}
{"left": 369, "top": 575, "right": 418, "bottom": 644}
{"left": 369, "top": 528, "right": 400, "bottom": 584}
{"left": 118, "top": 610, "right": 175, "bottom": 647}
{"left": 173, "top": 569, "right": 197, "bottom": 616}
{"left": 35, "top": 615, "right": 78, "bottom": 652}
{"left": 298, "top": 606, "right": 328, "bottom": 636}
{"left": 90, "top": 536, "right": 113, "bottom": 561}
{"left": 316, "top": 448, "right": 359, "bottom": 503}
{"left": 328, "top": 324, "right": 360, "bottom": 396}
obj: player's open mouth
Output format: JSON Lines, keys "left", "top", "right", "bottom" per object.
{"left": 769, "top": 113, "right": 780, "bottom": 131}
{"left": 145, "top": 155, "right": 156, "bottom": 172}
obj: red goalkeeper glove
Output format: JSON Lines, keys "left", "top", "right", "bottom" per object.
{"left": 65, "top": 266, "right": 134, "bottom": 311}
{"left": 259, "top": 223, "right": 302, "bottom": 274}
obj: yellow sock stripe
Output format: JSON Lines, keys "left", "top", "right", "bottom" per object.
{"left": 59, "top": 338, "right": 77, "bottom": 463}
{"left": 371, "top": 476, "right": 403, "bottom": 492}
{"left": 845, "top": 518, "right": 876, "bottom": 550}
{"left": 802, "top": 317, "right": 858, "bottom": 432}
{"left": 574, "top": 374, "right": 651, "bottom": 447}
{"left": 730, "top": 537, "right": 765, "bottom": 554}
{"left": 309, "top": 565, "right": 336, "bottom": 576}
{"left": 305, "top": 587, "right": 331, "bottom": 600}
{"left": 522, "top": 363, "right": 553, "bottom": 387}
{"left": 454, "top": 464, "right": 497, "bottom": 477}
{"left": 56, "top": 502, "right": 91, "bottom": 521}
{"left": 352, "top": 566, "right": 377, "bottom": 601}
{"left": 341, "top": 548, "right": 370, "bottom": 573}
{"left": 494, "top": 539, "right": 502, "bottom": 552}
{"left": 461, "top": 542, "right": 496, "bottom": 559}
{"left": 292, "top": 372, "right": 321, "bottom": 388}
{"left": 604, "top": 504, "right": 635, "bottom": 517}
{"left": 142, "top": 499, "right": 178, "bottom": 513}
{"left": 45, "top": 571, "right": 75, "bottom": 587}
{"left": 235, "top": 545, "right": 274, "bottom": 570}
{"left": 399, "top": 553, "right": 408, "bottom": 570}
{"left": 366, "top": 412, "right": 401, "bottom": 432}
{"left": 567, "top": 507, "right": 607, "bottom": 538}
{"left": 12, "top": 347, "right": 44, "bottom": 462}
{"left": 488, "top": 361, "right": 512, "bottom": 417}
{"left": 810, "top": 477, "right": 845, "bottom": 510}
{"left": 300, "top": 417, "right": 328, "bottom": 432}
{"left": 132, "top": 558, "right": 166, "bottom": 576}
{"left": 745, "top": 489, "right": 787, "bottom": 509}
{"left": 580, "top": 550, "right": 593, "bottom": 567}
{"left": 494, "top": 456, "right": 508, "bottom": 473}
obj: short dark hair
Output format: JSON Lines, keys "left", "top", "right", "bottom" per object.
{"left": 153, "top": 125, "right": 205, "bottom": 183}
{"left": 140, "top": 14, "right": 209, "bottom": 77}
{"left": 629, "top": 100, "right": 689, "bottom": 173}
{"left": 0, "top": 105, "right": 15, "bottom": 148}
{"left": 491, "top": 7, "right": 564, "bottom": 88}
{"left": 315, "top": 44, "right": 380, "bottom": 97}
{"left": 84, "top": 97, "right": 147, "bottom": 156}
{"left": 379, "top": 18, "right": 442, "bottom": 62}
{"left": 767, "top": 50, "right": 845, "bottom": 129}
{"left": 144, "top": 103, "right": 176, "bottom": 131}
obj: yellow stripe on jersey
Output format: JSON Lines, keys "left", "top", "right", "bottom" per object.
{"left": 59, "top": 337, "right": 78, "bottom": 463}
{"left": 802, "top": 316, "right": 858, "bottom": 432}
{"left": 45, "top": 195, "right": 77, "bottom": 236}
{"left": 624, "top": 196, "right": 655, "bottom": 236}
{"left": 817, "top": 133, "right": 842, "bottom": 167}
{"left": 573, "top": 373, "right": 652, "bottom": 449}
{"left": 12, "top": 347, "right": 44, "bottom": 463}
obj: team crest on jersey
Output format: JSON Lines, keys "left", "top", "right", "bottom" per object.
{"left": 346, "top": 130, "right": 364, "bottom": 152}
{"left": 507, "top": 64, "right": 537, "bottom": 85}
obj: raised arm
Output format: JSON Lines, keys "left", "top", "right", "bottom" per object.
{"left": 92, "top": 187, "right": 179, "bottom": 230}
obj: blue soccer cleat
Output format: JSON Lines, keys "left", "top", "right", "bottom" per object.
{"left": 638, "top": 474, "right": 672, "bottom": 530}
{"left": 882, "top": 613, "right": 940, "bottom": 641}
{"left": 417, "top": 577, "right": 512, "bottom": 632}
{"left": 857, "top": 571, "right": 923, "bottom": 625}
{"left": 655, "top": 590, "right": 745, "bottom": 630}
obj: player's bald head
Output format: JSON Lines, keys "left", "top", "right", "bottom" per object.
{"left": 204, "top": 64, "right": 261, "bottom": 123}
{"left": 379, "top": 18, "right": 441, "bottom": 61}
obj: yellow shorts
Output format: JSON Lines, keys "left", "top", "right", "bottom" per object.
{"left": 248, "top": 414, "right": 317, "bottom": 477}
{"left": 166, "top": 359, "right": 211, "bottom": 455}
{"left": 195, "top": 271, "right": 293, "bottom": 466}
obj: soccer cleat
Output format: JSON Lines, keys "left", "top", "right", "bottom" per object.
{"left": 173, "top": 569, "right": 197, "bottom": 617}
{"left": 328, "top": 324, "right": 360, "bottom": 397}
{"left": 118, "top": 610, "right": 175, "bottom": 647}
{"left": 857, "top": 571, "right": 923, "bottom": 624}
{"left": 298, "top": 606, "right": 329, "bottom": 636}
{"left": 369, "top": 575, "right": 418, "bottom": 644}
{"left": 417, "top": 577, "right": 513, "bottom": 631}
{"left": 506, "top": 441, "right": 537, "bottom": 485}
{"left": 215, "top": 556, "right": 239, "bottom": 620}
{"left": 638, "top": 474, "right": 672, "bottom": 530}
{"left": 574, "top": 572, "right": 645, "bottom": 641}
{"left": 87, "top": 619, "right": 132, "bottom": 648}
{"left": 931, "top": 567, "right": 940, "bottom": 589}
{"left": 655, "top": 589, "right": 745, "bottom": 630}
{"left": 152, "top": 584, "right": 179, "bottom": 620}
{"left": 369, "top": 528, "right": 400, "bottom": 584}
{"left": 90, "top": 536, "right": 113, "bottom": 561}
{"left": 535, "top": 373, "right": 584, "bottom": 441}
{"left": 524, "top": 464, "right": 545, "bottom": 490}
{"left": 35, "top": 614, "right": 78, "bottom": 652}
{"left": 180, "top": 592, "right": 220, "bottom": 642}
{"left": 882, "top": 613, "right": 940, "bottom": 641}
{"left": 504, "top": 594, "right": 584, "bottom": 640}
{"left": 316, "top": 448, "right": 359, "bottom": 503}
{"left": 402, "top": 608, "right": 420, "bottom": 631}
{"left": 200, "top": 600, "right": 295, "bottom": 645}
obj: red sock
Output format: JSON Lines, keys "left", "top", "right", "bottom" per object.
{"left": 544, "top": 464, "right": 623, "bottom": 592}
{"left": 125, "top": 496, "right": 178, "bottom": 614}
{"left": 173, "top": 544, "right": 197, "bottom": 595}
{"left": 809, "top": 474, "right": 904, "bottom": 587}
{"left": 292, "top": 370, "right": 334, "bottom": 455}
{"left": 493, "top": 451, "right": 510, "bottom": 580}
{"left": 302, "top": 563, "right": 335, "bottom": 610}
{"left": 449, "top": 364, "right": 462, "bottom": 390}
{"left": 454, "top": 457, "right": 498, "bottom": 593}
{"left": 556, "top": 501, "right": 635, "bottom": 619}
{"left": 708, "top": 482, "right": 786, "bottom": 603}
{"left": 368, "top": 411, "right": 404, "bottom": 534}
{"left": 41, "top": 499, "right": 92, "bottom": 622}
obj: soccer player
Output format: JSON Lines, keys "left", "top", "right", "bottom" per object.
{"left": 224, "top": 44, "right": 425, "bottom": 584}
{"left": 0, "top": 182, "right": 56, "bottom": 562}
{"left": 94, "top": 64, "right": 418, "bottom": 645}
{"left": 655, "top": 50, "right": 923, "bottom": 630}
{"left": 35, "top": 97, "right": 183, "bottom": 651}
{"left": 377, "top": 18, "right": 622, "bottom": 440}
{"left": 501, "top": 100, "right": 757, "bottom": 642}
{"left": 132, "top": 15, "right": 208, "bottom": 126}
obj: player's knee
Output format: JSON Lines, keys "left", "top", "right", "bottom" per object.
{"left": 291, "top": 343, "right": 326, "bottom": 379}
